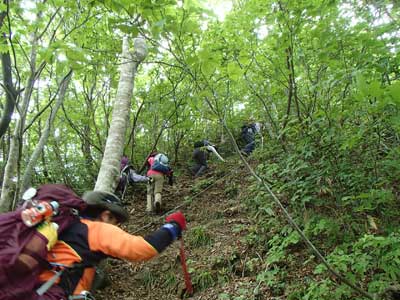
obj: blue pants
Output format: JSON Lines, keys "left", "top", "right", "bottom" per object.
{"left": 241, "top": 132, "right": 255, "bottom": 155}
{"left": 243, "top": 141, "right": 255, "bottom": 155}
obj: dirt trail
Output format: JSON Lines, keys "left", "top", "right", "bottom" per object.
{"left": 93, "top": 162, "right": 263, "bottom": 300}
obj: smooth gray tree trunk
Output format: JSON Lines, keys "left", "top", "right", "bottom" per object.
{"left": 94, "top": 37, "right": 148, "bottom": 193}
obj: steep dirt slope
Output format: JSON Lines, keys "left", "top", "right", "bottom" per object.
{"left": 93, "top": 156, "right": 400, "bottom": 300}
{"left": 94, "top": 161, "right": 266, "bottom": 300}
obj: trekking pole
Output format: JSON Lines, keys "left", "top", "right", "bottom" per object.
{"left": 179, "top": 236, "right": 193, "bottom": 297}
{"left": 36, "top": 269, "right": 64, "bottom": 296}
{"left": 121, "top": 181, "right": 128, "bottom": 201}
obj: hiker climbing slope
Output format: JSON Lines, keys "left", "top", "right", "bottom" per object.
{"left": 146, "top": 152, "right": 173, "bottom": 213}
{"left": 115, "top": 155, "right": 150, "bottom": 199}
{"left": 240, "top": 121, "right": 262, "bottom": 156}
{"left": 36, "top": 191, "right": 186, "bottom": 300}
{"left": 191, "top": 140, "right": 225, "bottom": 178}
{"left": 0, "top": 184, "right": 87, "bottom": 300}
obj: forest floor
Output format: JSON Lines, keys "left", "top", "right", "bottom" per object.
{"left": 93, "top": 158, "right": 306, "bottom": 300}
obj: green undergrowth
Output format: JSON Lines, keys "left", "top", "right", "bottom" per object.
{"left": 234, "top": 119, "right": 400, "bottom": 299}
{"left": 132, "top": 120, "right": 400, "bottom": 300}
{"left": 206, "top": 93, "right": 400, "bottom": 298}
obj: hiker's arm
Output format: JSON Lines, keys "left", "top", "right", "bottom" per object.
{"left": 87, "top": 222, "right": 156, "bottom": 261}
{"left": 206, "top": 145, "right": 225, "bottom": 162}
{"left": 86, "top": 219, "right": 184, "bottom": 261}
{"left": 129, "top": 170, "right": 150, "bottom": 183}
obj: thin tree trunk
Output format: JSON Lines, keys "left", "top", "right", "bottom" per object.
{"left": 21, "top": 70, "right": 72, "bottom": 193}
{"left": 173, "top": 130, "right": 186, "bottom": 164}
{"left": 127, "top": 100, "right": 145, "bottom": 163}
{"left": 287, "top": 45, "right": 301, "bottom": 123}
{"left": 53, "top": 140, "right": 71, "bottom": 186}
{"left": 282, "top": 47, "right": 294, "bottom": 131}
{"left": 94, "top": 37, "right": 148, "bottom": 192}
{"left": 0, "top": 34, "right": 41, "bottom": 212}
{"left": 0, "top": 2, "right": 18, "bottom": 139}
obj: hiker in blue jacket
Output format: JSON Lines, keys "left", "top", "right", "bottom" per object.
{"left": 240, "top": 122, "right": 262, "bottom": 156}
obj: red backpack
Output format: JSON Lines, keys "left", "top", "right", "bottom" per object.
{"left": 0, "top": 184, "right": 86, "bottom": 300}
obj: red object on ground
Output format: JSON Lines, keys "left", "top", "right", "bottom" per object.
{"left": 179, "top": 237, "right": 193, "bottom": 296}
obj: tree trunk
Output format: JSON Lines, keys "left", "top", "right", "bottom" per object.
{"left": 94, "top": 37, "right": 148, "bottom": 193}
{"left": 0, "top": 3, "right": 18, "bottom": 139}
{"left": 0, "top": 34, "right": 41, "bottom": 212}
{"left": 20, "top": 71, "right": 72, "bottom": 194}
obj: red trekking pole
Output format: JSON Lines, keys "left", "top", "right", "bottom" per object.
{"left": 179, "top": 236, "right": 193, "bottom": 297}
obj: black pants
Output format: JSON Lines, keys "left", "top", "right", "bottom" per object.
{"left": 191, "top": 164, "right": 207, "bottom": 177}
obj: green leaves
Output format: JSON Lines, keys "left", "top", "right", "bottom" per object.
{"left": 65, "top": 46, "right": 87, "bottom": 70}
{"left": 38, "top": 42, "right": 88, "bottom": 70}
{"left": 355, "top": 73, "right": 384, "bottom": 100}
{"left": 389, "top": 81, "right": 400, "bottom": 103}
{"left": 227, "top": 62, "right": 243, "bottom": 81}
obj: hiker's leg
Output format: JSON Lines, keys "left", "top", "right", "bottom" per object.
{"left": 194, "top": 165, "right": 207, "bottom": 177}
{"left": 153, "top": 174, "right": 164, "bottom": 212}
{"left": 154, "top": 193, "right": 162, "bottom": 212}
{"left": 146, "top": 178, "right": 154, "bottom": 212}
{"left": 190, "top": 164, "right": 200, "bottom": 175}
{"left": 243, "top": 141, "right": 255, "bottom": 155}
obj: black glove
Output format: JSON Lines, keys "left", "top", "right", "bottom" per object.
{"left": 168, "top": 175, "right": 173, "bottom": 186}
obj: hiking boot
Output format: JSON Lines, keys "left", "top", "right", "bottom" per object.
{"left": 154, "top": 193, "right": 162, "bottom": 213}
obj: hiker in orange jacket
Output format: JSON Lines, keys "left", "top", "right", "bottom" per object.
{"left": 36, "top": 191, "right": 186, "bottom": 300}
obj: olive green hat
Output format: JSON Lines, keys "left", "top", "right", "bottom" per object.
{"left": 82, "top": 191, "right": 129, "bottom": 223}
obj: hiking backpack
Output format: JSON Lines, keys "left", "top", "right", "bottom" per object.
{"left": 115, "top": 165, "right": 131, "bottom": 197}
{"left": 150, "top": 153, "right": 171, "bottom": 174}
{"left": 0, "top": 184, "right": 86, "bottom": 300}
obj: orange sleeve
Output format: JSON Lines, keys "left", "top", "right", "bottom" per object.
{"left": 82, "top": 219, "right": 158, "bottom": 261}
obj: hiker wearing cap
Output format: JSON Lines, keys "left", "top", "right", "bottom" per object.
{"left": 36, "top": 191, "right": 186, "bottom": 300}
{"left": 191, "top": 140, "right": 225, "bottom": 178}
{"left": 146, "top": 152, "right": 173, "bottom": 213}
